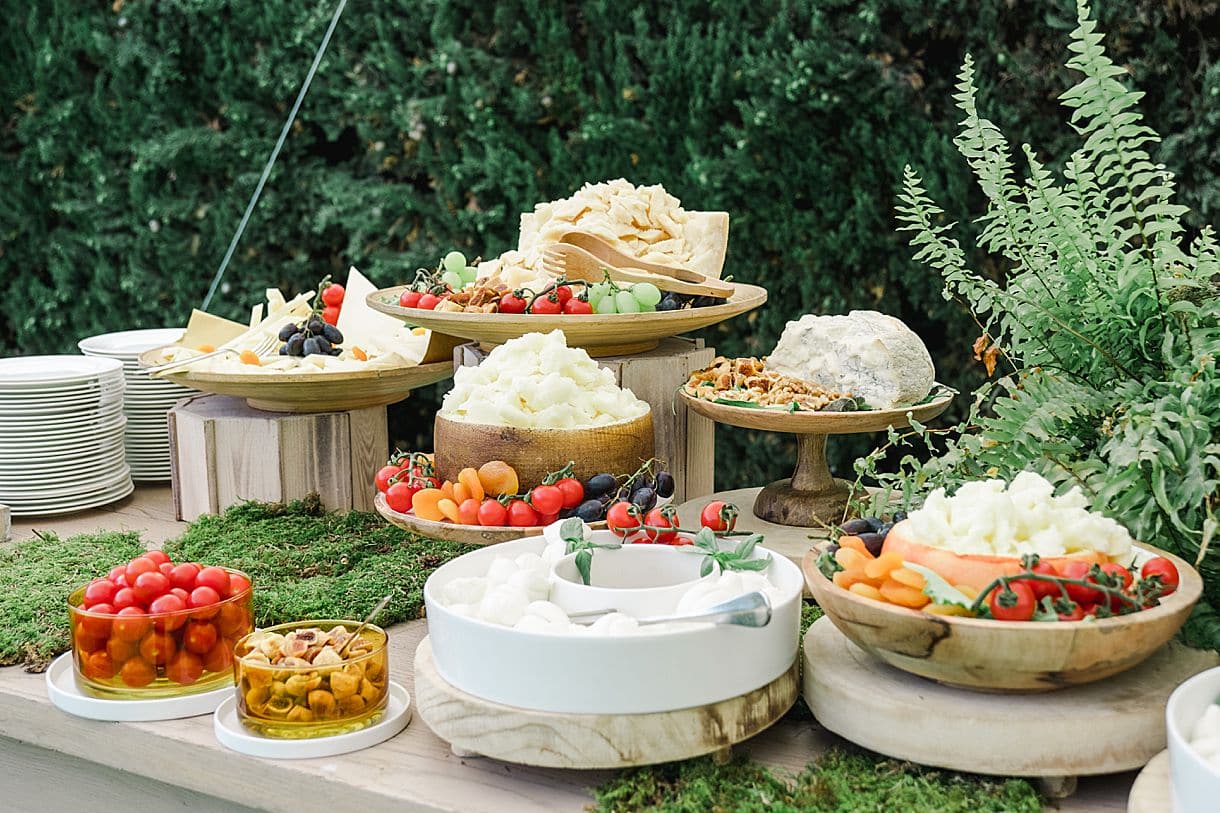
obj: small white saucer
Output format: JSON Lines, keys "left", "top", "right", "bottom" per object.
{"left": 213, "top": 682, "right": 411, "bottom": 758}
{"left": 45, "top": 653, "right": 231, "bottom": 721}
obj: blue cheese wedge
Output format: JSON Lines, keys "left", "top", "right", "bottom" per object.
{"left": 766, "top": 311, "right": 934, "bottom": 409}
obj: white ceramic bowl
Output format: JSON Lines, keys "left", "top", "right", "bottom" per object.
{"left": 549, "top": 544, "right": 715, "bottom": 617}
{"left": 423, "top": 533, "right": 803, "bottom": 714}
{"left": 1168, "top": 665, "right": 1220, "bottom": 812}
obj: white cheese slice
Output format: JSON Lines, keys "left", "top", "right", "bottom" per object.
{"left": 179, "top": 309, "right": 247, "bottom": 349}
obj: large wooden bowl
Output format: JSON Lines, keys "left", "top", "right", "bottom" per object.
{"left": 803, "top": 543, "right": 1202, "bottom": 692}
{"left": 375, "top": 493, "right": 605, "bottom": 545}
{"left": 139, "top": 347, "right": 454, "bottom": 413}
{"left": 365, "top": 283, "right": 768, "bottom": 357}
{"left": 432, "top": 411, "right": 654, "bottom": 485}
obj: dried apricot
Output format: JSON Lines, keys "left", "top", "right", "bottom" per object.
{"left": 439, "top": 480, "right": 456, "bottom": 501}
{"left": 438, "top": 498, "right": 462, "bottom": 523}
{"left": 477, "top": 461, "right": 519, "bottom": 497}
{"left": 864, "top": 552, "right": 904, "bottom": 582}
{"left": 834, "top": 547, "right": 870, "bottom": 572}
{"left": 239, "top": 350, "right": 261, "bottom": 366}
{"left": 412, "top": 488, "right": 446, "bottom": 521}
{"left": 453, "top": 481, "right": 471, "bottom": 504}
{"left": 833, "top": 571, "right": 858, "bottom": 590}
{"left": 890, "top": 567, "right": 927, "bottom": 590}
{"left": 879, "top": 578, "right": 930, "bottom": 609}
{"left": 197, "top": 344, "right": 216, "bottom": 353}
{"left": 848, "top": 583, "right": 884, "bottom": 602}
{"left": 352, "top": 346, "right": 368, "bottom": 361}
{"left": 837, "top": 535, "right": 875, "bottom": 559}
{"left": 458, "top": 467, "right": 485, "bottom": 502}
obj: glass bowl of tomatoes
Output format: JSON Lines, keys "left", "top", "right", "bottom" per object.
{"left": 67, "top": 551, "right": 253, "bottom": 699}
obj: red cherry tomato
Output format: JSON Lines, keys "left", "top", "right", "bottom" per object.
{"left": 112, "top": 606, "right": 151, "bottom": 642}
{"left": 75, "top": 604, "right": 114, "bottom": 640}
{"left": 195, "top": 567, "right": 232, "bottom": 598}
{"left": 562, "top": 298, "right": 594, "bottom": 315}
{"left": 417, "top": 293, "right": 442, "bottom": 310}
{"left": 322, "top": 305, "right": 341, "bottom": 326}
{"left": 112, "top": 587, "right": 139, "bottom": 611}
{"left": 1057, "top": 560, "right": 1104, "bottom": 606}
{"left": 555, "top": 477, "right": 584, "bottom": 509}
{"left": 125, "top": 556, "right": 158, "bottom": 582}
{"left": 987, "top": 581, "right": 1037, "bottom": 622}
{"left": 144, "top": 550, "right": 171, "bottom": 566}
{"left": 375, "top": 465, "right": 403, "bottom": 493}
{"left": 553, "top": 285, "right": 573, "bottom": 304}
{"left": 170, "top": 587, "right": 190, "bottom": 604}
{"left": 528, "top": 484, "right": 564, "bottom": 516}
{"left": 1098, "top": 562, "right": 1135, "bottom": 611}
{"left": 606, "top": 502, "right": 642, "bottom": 537}
{"left": 183, "top": 621, "right": 219, "bottom": 655}
{"left": 385, "top": 481, "right": 415, "bottom": 514}
{"left": 83, "top": 579, "right": 117, "bottom": 607}
{"left": 643, "top": 507, "right": 680, "bottom": 544}
{"left": 149, "top": 593, "right": 186, "bottom": 615}
{"left": 477, "top": 499, "right": 508, "bottom": 526}
{"left": 1057, "top": 602, "right": 1087, "bottom": 622}
{"left": 498, "top": 292, "right": 528, "bottom": 314}
{"left": 529, "top": 294, "right": 562, "bottom": 315}
{"left": 166, "top": 651, "right": 204, "bottom": 686}
{"left": 82, "top": 651, "right": 118, "bottom": 681}
{"left": 217, "top": 602, "right": 248, "bottom": 637}
{"left": 139, "top": 630, "right": 177, "bottom": 666}
{"left": 699, "top": 500, "right": 738, "bottom": 532}
{"left": 132, "top": 571, "right": 172, "bottom": 605}
{"left": 399, "top": 290, "right": 422, "bottom": 308}
{"left": 203, "top": 639, "right": 234, "bottom": 673}
{"left": 189, "top": 585, "right": 222, "bottom": 609}
{"left": 1012, "top": 560, "right": 1060, "bottom": 601}
{"left": 506, "top": 500, "right": 540, "bottom": 527}
{"left": 228, "top": 573, "right": 252, "bottom": 597}
{"left": 112, "top": 573, "right": 129, "bottom": 589}
{"left": 321, "top": 282, "right": 345, "bottom": 307}
{"left": 120, "top": 657, "right": 156, "bottom": 688}
{"left": 158, "top": 562, "right": 176, "bottom": 578}
{"left": 169, "top": 562, "right": 200, "bottom": 591}
{"left": 107, "top": 636, "right": 138, "bottom": 664}
{"left": 458, "top": 498, "right": 481, "bottom": 525}
{"left": 107, "top": 565, "right": 126, "bottom": 583}
{"left": 537, "top": 512, "right": 560, "bottom": 526}
{"left": 1141, "top": 557, "right": 1180, "bottom": 597}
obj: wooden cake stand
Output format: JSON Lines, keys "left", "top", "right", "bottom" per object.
{"left": 678, "top": 389, "right": 953, "bottom": 526}
{"left": 803, "top": 617, "right": 1219, "bottom": 798}
{"left": 413, "top": 636, "right": 798, "bottom": 767}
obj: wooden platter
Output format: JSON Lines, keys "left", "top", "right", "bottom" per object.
{"left": 139, "top": 347, "right": 454, "bottom": 413}
{"left": 803, "top": 544, "right": 1203, "bottom": 692}
{"left": 803, "top": 617, "right": 1220, "bottom": 785}
{"left": 375, "top": 493, "right": 605, "bottom": 545}
{"left": 413, "top": 635, "right": 798, "bottom": 767}
{"left": 678, "top": 388, "right": 953, "bottom": 526}
{"left": 365, "top": 282, "right": 768, "bottom": 357}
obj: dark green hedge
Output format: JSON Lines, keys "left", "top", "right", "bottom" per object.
{"left": 3, "top": 1, "right": 1217, "bottom": 487}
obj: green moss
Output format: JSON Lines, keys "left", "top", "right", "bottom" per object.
{"left": 801, "top": 599, "right": 824, "bottom": 635}
{"left": 593, "top": 748, "right": 1042, "bottom": 812}
{"left": 0, "top": 530, "right": 146, "bottom": 671}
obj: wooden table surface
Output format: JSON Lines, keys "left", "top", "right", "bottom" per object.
{"left": 0, "top": 486, "right": 1141, "bottom": 812}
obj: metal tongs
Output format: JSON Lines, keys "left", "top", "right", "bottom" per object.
{"left": 567, "top": 591, "right": 772, "bottom": 628}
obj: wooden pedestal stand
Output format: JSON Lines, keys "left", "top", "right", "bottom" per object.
{"left": 455, "top": 337, "right": 715, "bottom": 503}
{"left": 679, "top": 390, "right": 952, "bottom": 527}
{"left": 168, "top": 394, "right": 387, "bottom": 521}
{"left": 803, "top": 617, "right": 1219, "bottom": 798}
{"left": 414, "top": 636, "right": 797, "bottom": 768}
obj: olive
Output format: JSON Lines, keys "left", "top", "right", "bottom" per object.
{"left": 576, "top": 499, "right": 605, "bottom": 522}
{"left": 857, "top": 532, "right": 886, "bottom": 557}
{"left": 584, "top": 473, "right": 617, "bottom": 497}
{"left": 278, "top": 323, "right": 300, "bottom": 341}
{"left": 655, "top": 471, "right": 675, "bottom": 498}
{"left": 630, "top": 487, "right": 656, "bottom": 512}
{"left": 839, "top": 518, "right": 873, "bottom": 536}
{"left": 864, "top": 517, "right": 885, "bottom": 533}
{"left": 891, "top": 511, "right": 908, "bottom": 523}
{"left": 321, "top": 324, "right": 343, "bottom": 344}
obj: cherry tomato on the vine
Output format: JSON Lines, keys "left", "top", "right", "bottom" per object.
{"left": 375, "top": 465, "right": 403, "bottom": 493}
{"left": 562, "top": 298, "right": 594, "bottom": 315}
{"left": 477, "top": 499, "right": 508, "bottom": 526}
{"left": 1056, "top": 560, "right": 1104, "bottom": 606}
{"left": 1012, "top": 560, "right": 1060, "bottom": 601}
{"left": 385, "top": 481, "right": 415, "bottom": 514}
{"left": 1098, "top": 563, "right": 1134, "bottom": 611}
{"left": 1140, "top": 557, "right": 1180, "bottom": 597}
{"left": 322, "top": 305, "right": 341, "bottom": 326}
{"left": 321, "top": 282, "right": 345, "bottom": 307}
{"left": 506, "top": 500, "right": 540, "bottom": 527}
{"left": 417, "top": 293, "right": 442, "bottom": 310}
{"left": 528, "top": 484, "right": 564, "bottom": 516}
{"left": 1057, "top": 602, "right": 1087, "bottom": 622}
{"left": 399, "top": 290, "right": 422, "bottom": 308}
{"left": 699, "top": 500, "right": 738, "bottom": 532}
{"left": 643, "top": 507, "right": 680, "bottom": 544}
{"left": 606, "top": 501, "right": 642, "bottom": 537}
{"left": 555, "top": 477, "right": 584, "bottom": 510}
{"left": 499, "top": 292, "right": 528, "bottom": 314}
{"left": 529, "top": 294, "right": 562, "bottom": 315}
{"left": 987, "top": 581, "right": 1037, "bottom": 622}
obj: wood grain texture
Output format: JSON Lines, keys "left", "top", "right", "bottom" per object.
{"left": 375, "top": 493, "right": 606, "bottom": 545}
{"left": 1126, "top": 750, "right": 1168, "bottom": 813}
{"left": 803, "top": 617, "right": 1220, "bottom": 777}
{"left": 140, "top": 347, "right": 454, "bottom": 413}
{"left": 169, "top": 395, "right": 388, "bottom": 520}
{"left": 414, "top": 636, "right": 798, "bottom": 768}
{"left": 433, "top": 412, "right": 654, "bottom": 487}
{"left": 678, "top": 387, "right": 953, "bottom": 434}
{"left": 366, "top": 283, "right": 767, "bottom": 358}
{"left": 803, "top": 544, "right": 1204, "bottom": 691}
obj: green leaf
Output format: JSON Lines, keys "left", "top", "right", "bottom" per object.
{"left": 734, "top": 533, "right": 762, "bottom": 559}
{"left": 559, "top": 517, "right": 584, "bottom": 548}
{"left": 693, "top": 527, "right": 718, "bottom": 553}
{"left": 700, "top": 557, "right": 714, "bottom": 577}
{"left": 575, "top": 549, "right": 593, "bottom": 586}
{"left": 905, "top": 563, "right": 975, "bottom": 610}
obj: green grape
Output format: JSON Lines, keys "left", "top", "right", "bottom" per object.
{"left": 594, "top": 294, "right": 619, "bottom": 315}
{"left": 443, "top": 251, "right": 467, "bottom": 273}
{"left": 459, "top": 265, "right": 478, "bottom": 284}
{"left": 614, "top": 291, "right": 641, "bottom": 313}
{"left": 637, "top": 301, "right": 657, "bottom": 313}
{"left": 630, "top": 282, "right": 662, "bottom": 308}
{"left": 441, "top": 270, "right": 464, "bottom": 290}
{"left": 588, "top": 282, "right": 613, "bottom": 305}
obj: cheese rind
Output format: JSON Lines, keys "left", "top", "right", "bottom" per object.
{"left": 766, "top": 310, "right": 934, "bottom": 410}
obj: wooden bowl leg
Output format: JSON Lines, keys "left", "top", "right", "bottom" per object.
{"left": 753, "top": 433, "right": 853, "bottom": 526}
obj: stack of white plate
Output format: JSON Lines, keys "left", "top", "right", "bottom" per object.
{"left": 0, "top": 356, "right": 134, "bottom": 516}
{"left": 78, "top": 328, "right": 192, "bottom": 481}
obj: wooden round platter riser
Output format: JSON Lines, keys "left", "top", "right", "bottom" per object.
{"left": 477, "top": 340, "right": 658, "bottom": 358}
{"left": 414, "top": 636, "right": 798, "bottom": 768}
{"left": 802, "top": 617, "right": 1220, "bottom": 778}
{"left": 432, "top": 412, "right": 655, "bottom": 487}
{"left": 753, "top": 476, "right": 853, "bottom": 527}
{"left": 1126, "top": 750, "right": 1168, "bottom": 813}
{"left": 375, "top": 493, "right": 606, "bottom": 545}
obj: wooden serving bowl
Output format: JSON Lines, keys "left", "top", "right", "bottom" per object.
{"left": 375, "top": 493, "right": 605, "bottom": 545}
{"left": 802, "top": 543, "right": 1202, "bottom": 692}
{"left": 365, "top": 283, "right": 768, "bottom": 357}
{"left": 432, "top": 411, "right": 654, "bottom": 485}
{"left": 139, "top": 347, "right": 454, "bottom": 413}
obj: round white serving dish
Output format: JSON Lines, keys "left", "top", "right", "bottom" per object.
{"left": 549, "top": 544, "right": 715, "bottom": 617}
{"left": 423, "top": 532, "right": 802, "bottom": 714}
{"left": 1167, "top": 665, "right": 1220, "bottom": 812}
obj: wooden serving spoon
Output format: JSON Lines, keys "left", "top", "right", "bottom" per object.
{"left": 557, "top": 231, "right": 708, "bottom": 283}
{"left": 541, "top": 243, "right": 736, "bottom": 299}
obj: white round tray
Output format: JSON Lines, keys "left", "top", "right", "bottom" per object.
{"left": 213, "top": 682, "right": 411, "bottom": 759}
{"left": 44, "top": 652, "right": 231, "bottom": 721}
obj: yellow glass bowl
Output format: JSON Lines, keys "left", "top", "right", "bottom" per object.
{"left": 233, "top": 620, "right": 389, "bottom": 739}
{"left": 67, "top": 567, "right": 254, "bottom": 699}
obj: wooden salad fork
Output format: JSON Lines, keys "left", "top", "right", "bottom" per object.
{"left": 557, "top": 231, "right": 722, "bottom": 288}
{"left": 540, "top": 243, "right": 736, "bottom": 299}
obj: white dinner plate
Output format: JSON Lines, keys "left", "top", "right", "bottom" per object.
{"left": 45, "top": 653, "right": 231, "bottom": 721}
{"left": 0, "top": 451, "right": 127, "bottom": 480}
{"left": 78, "top": 328, "right": 185, "bottom": 358}
{"left": 0, "top": 466, "right": 131, "bottom": 498}
{"left": 6, "top": 479, "right": 134, "bottom": 516}
{"left": 212, "top": 682, "right": 411, "bottom": 759}
{"left": 0, "top": 404, "right": 124, "bottom": 427}
{"left": 0, "top": 356, "right": 124, "bottom": 387}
